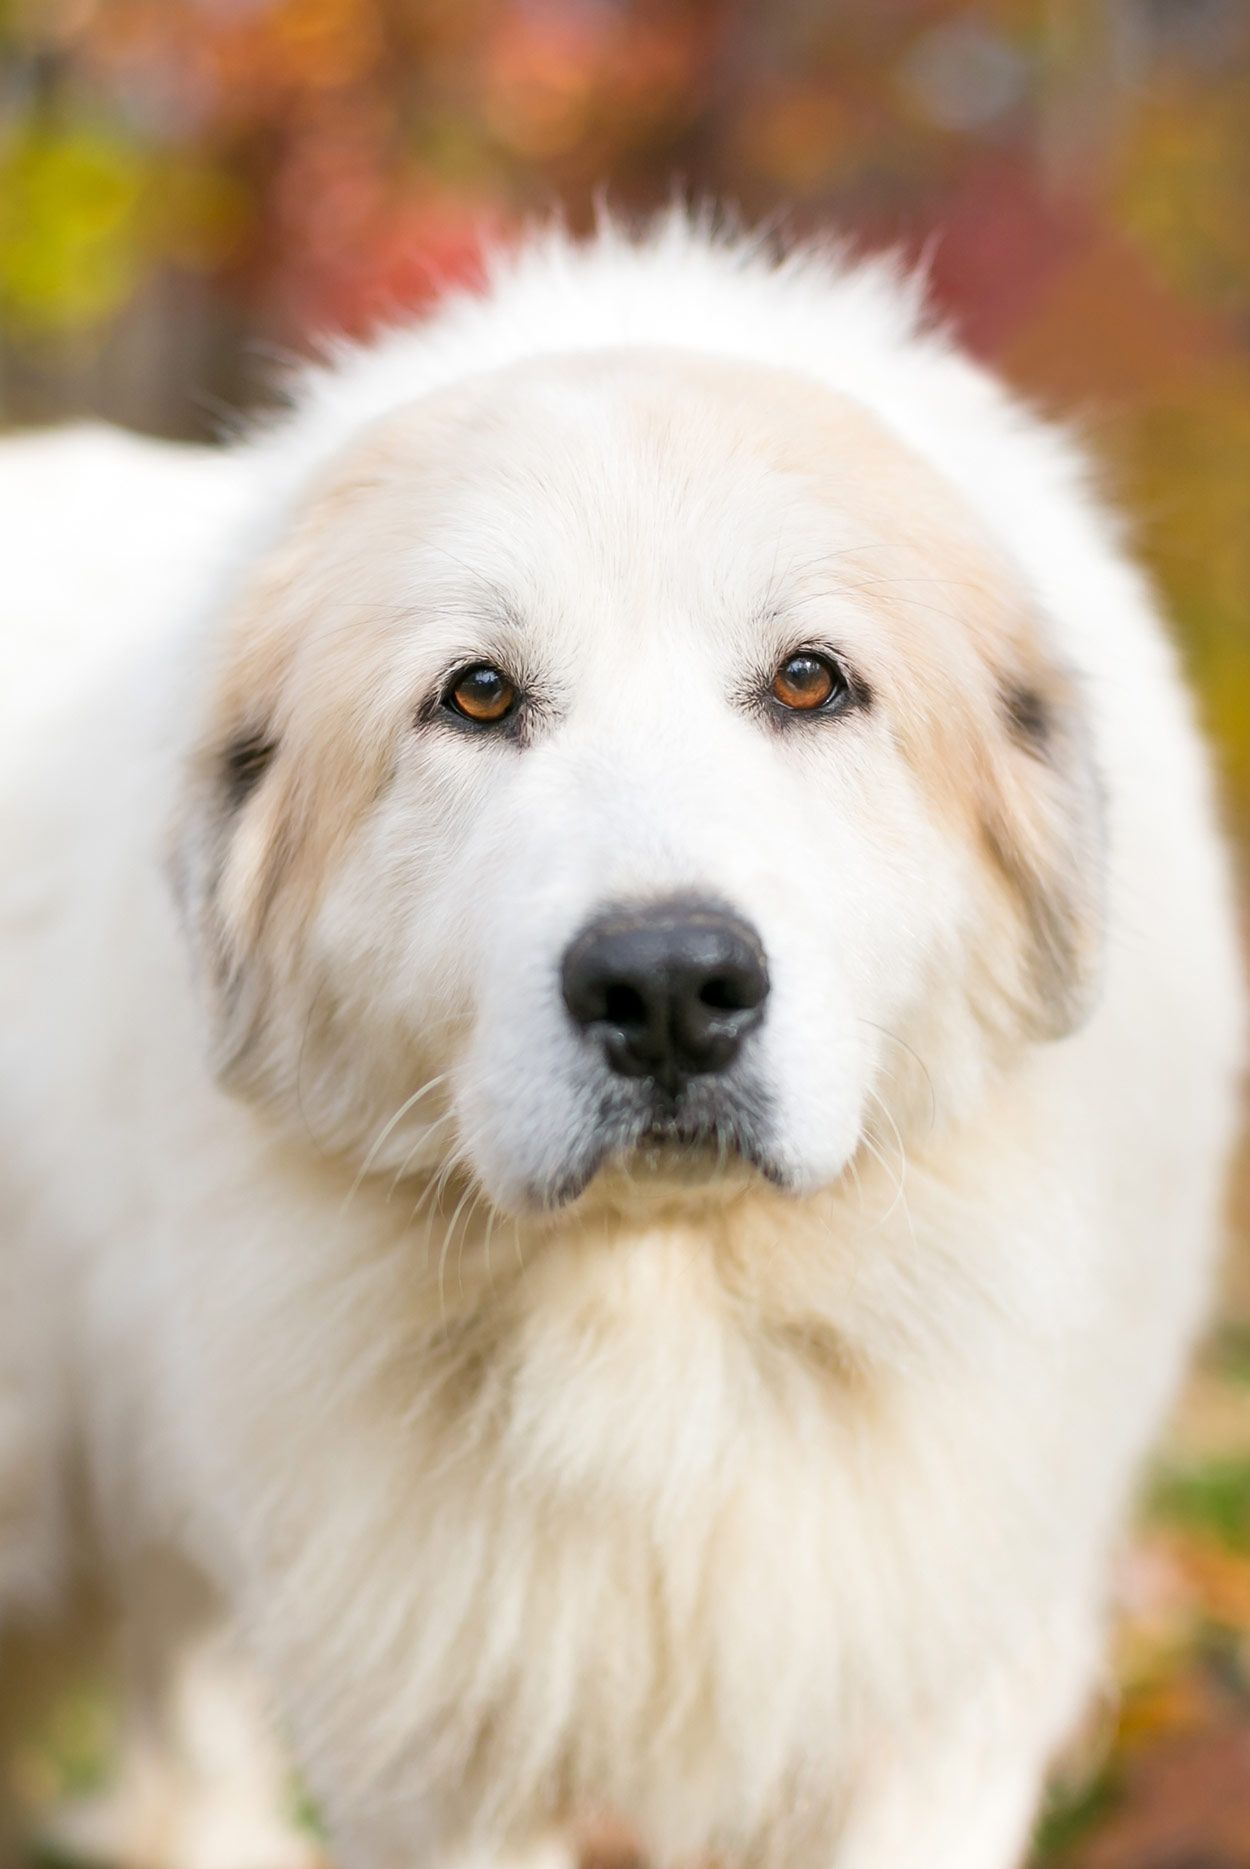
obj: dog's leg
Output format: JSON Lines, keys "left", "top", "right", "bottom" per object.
{"left": 442, "top": 1834, "right": 575, "bottom": 1869}
{"left": 831, "top": 1639, "right": 1099, "bottom": 1869}
{"left": 45, "top": 1551, "right": 319, "bottom": 1869}
{"left": 833, "top": 1746, "right": 1042, "bottom": 1869}
{"left": 329, "top": 1806, "right": 574, "bottom": 1869}
{"left": 0, "top": 1583, "right": 117, "bottom": 1867}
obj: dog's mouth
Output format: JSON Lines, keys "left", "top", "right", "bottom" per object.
{"left": 542, "top": 1078, "right": 781, "bottom": 1209}
{"left": 635, "top": 1111, "right": 762, "bottom": 1164}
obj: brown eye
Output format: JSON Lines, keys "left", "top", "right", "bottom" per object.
{"left": 445, "top": 663, "right": 518, "bottom": 725}
{"left": 771, "top": 652, "right": 843, "bottom": 712}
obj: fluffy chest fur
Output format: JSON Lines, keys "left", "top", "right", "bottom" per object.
{"left": 114, "top": 1126, "right": 1105, "bottom": 1864}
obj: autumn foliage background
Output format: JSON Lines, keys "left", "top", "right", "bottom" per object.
{"left": 4, "top": 3, "right": 1250, "bottom": 1865}
{"left": 2, "top": 0, "right": 1249, "bottom": 808}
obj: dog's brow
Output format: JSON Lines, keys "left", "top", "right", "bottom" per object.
{"left": 424, "top": 551, "right": 526, "bottom": 635}
{"left": 462, "top": 583, "right": 525, "bottom": 635}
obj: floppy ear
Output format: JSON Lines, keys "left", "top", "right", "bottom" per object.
{"left": 168, "top": 425, "right": 426, "bottom": 1104}
{"left": 166, "top": 539, "right": 317, "bottom": 1098}
{"left": 168, "top": 667, "right": 292, "bottom": 1097}
{"left": 169, "top": 508, "right": 405, "bottom": 1107}
{"left": 977, "top": 654, "right": 1106, "bottom": 1042}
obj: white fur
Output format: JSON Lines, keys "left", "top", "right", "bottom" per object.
{"left": 0, "top": 216, "right": 1242, "bottom": 1869}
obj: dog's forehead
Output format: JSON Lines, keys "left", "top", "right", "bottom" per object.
{"left": 269, "top": 347, "right": 1028, "bottom": 703}
{"left": 317, "top": 349, "right": 994, "bottom": 595}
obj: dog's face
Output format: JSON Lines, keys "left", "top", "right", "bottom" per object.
{"left": 175, "top": 352, "right": 1102, "bottom": 1213}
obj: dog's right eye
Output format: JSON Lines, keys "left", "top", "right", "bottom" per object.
{"left": 772, "top": 652, "right": 845, "bottom": 712}
{"left": 442, "top": 663, "right": 518, "bottom": 726}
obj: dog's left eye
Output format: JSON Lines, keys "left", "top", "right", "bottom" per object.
{"left": 443, "top": 663, "right": 518, "bottom": 725}
{"left": 771, "top": 652, "right": 847, "bottom": 713}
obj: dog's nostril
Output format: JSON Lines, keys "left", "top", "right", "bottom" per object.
{"left": 604, "top": 982, "right": 648, "bottom": 1027}
{"left": 698, "top": 975, "right": 746, "bottom": 1012}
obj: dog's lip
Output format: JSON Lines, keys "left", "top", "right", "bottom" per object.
{"left": 535, "top": 1118, "right": 786, "bottom": 1213}
{"left": 633, "top": 1118, "right": 755, "bottom": 1165}
{"left": 619, "top": 1136, "right": 765, "bottom": 1192}
{"left": 521, "top": 1070, "right": 781, "bottom": 1211}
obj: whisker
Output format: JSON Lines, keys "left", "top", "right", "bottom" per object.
{"left": 342, "top": 1075, "right": 451, "bottom": 1217}
{"left": 388, "top": 1104, "right": 457, "bottom": 1198}
{"left": 857, "top": 1021, "right": 938, "bottom": 1133}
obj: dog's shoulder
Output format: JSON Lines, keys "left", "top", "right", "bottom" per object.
{"left": 0, "top": 425, "right": 262, "bottom": 741}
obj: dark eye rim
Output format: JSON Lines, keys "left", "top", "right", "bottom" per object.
{"left": 435, "top": 660, "right": 522, "bottom": 731}
{"left": 765, "top": 647, "right": 865, "bottom": 721}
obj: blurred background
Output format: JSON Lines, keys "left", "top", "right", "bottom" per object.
{"left": 3, "top": 3, "right": 1250, "bottom": 1866}
{"left": 2, "top": 0, "right": 1249, "bottom": 811}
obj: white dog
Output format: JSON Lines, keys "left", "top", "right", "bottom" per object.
{"left": 0, "top": 216, "right": 1242, "bottom": 1869}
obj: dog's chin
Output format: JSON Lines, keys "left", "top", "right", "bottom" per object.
{"left": 607, "top": 1137, "right": 773, "bottom": 1204}
{"left": 536, "top": 1104, "right": 787, "bottom": 1215}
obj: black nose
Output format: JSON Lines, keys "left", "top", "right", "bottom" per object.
{"left": 561, "top": 899, "right": 769, "bottom": 1093}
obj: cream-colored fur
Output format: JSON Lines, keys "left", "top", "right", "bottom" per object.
{"left": 0, "top": 217, "right": 1242, "bottom": 1869}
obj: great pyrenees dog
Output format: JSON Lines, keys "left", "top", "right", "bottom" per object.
{"left": 0, "top": 216, "right": 1243, "bottom": 1869}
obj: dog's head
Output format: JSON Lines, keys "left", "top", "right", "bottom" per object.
{"left": 172, "top": 351, "right": 1103, "bottom": 1212}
